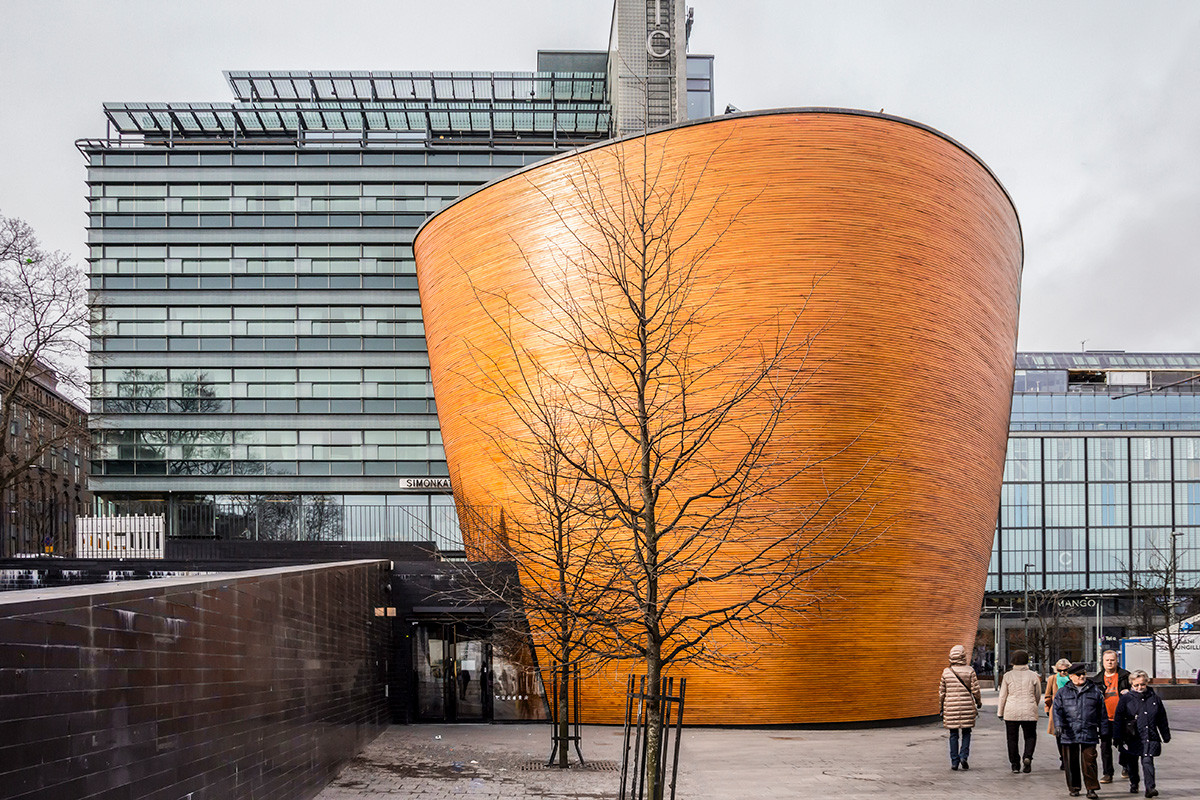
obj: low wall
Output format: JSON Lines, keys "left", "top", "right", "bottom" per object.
{"left": 1150, "top": 683, "right": 1200, "bottom": 700}
{"left": 164, "top": 538, "right": 438, "bottom": 562}
{"left": 0, "top": 560, "right": 391, "bottom": 800}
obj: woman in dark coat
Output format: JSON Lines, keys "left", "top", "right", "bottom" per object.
{"left": 1113, "top": 670, "right": 1171, "bottom": 798}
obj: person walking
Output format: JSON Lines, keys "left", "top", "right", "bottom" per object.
{"left": 939, "top": 644, "right": 982, "bottom": 771}
{"left": 1045, "top": 657, "right": 1073, "bottom": 769}
{"left": 1114, "top": 670, "right": 1170, "bottom": 798}
{"left": 997, "top": 649, "right": 1042, "bottom": 773}
{"left": 1091, "top": 649, "right": 1131, "bottom": 783}
{"left": 1052, "top": 662, "right": 1108, "bottom": 799}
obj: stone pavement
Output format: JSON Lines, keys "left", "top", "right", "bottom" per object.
{"left": 315, "top": 696, "right": 1200, "bottom": 799}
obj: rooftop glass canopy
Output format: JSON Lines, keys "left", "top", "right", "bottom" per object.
{"left": 97, "top": 71, "right": 611, "bottom": 144}
{"left": 224, "top": 70, "right": 606, "bottom": 103}
{"left": 1016, "top": 353, "right": 1200, "bottom": 370}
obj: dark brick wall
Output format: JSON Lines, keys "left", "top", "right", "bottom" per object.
{"left": 163, "top": 538, "right": 438, "bottom": 562}
{"left": 0, "top": 560, "right": 391, "bottom": 800}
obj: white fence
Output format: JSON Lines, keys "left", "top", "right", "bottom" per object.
{"left": 75, "top": 515, "right": 165, "bottom": 559}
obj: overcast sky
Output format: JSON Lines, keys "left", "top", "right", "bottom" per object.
{"left": 2, "top": 0, "right": 1198, "bottom": 353}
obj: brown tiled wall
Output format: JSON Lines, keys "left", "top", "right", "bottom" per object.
{"left": 0, "top": 560, "right": 391, "bottom": 800}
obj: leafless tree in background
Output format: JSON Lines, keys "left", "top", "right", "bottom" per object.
{"left": 1124, "top": 541, "right": 1200, "bottom": 683}
{"left": 0, "top": 213, "right": 89, "bottom": 555}
{"left": 1024, "top": 590, "right": 1086, "bottom": 675}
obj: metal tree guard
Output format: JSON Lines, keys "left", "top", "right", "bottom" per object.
{"left": 546, "top": 660, "right": 586, "bottom": 767}
{"left": 618, "top": 675, "right": 687, "bottom": 800}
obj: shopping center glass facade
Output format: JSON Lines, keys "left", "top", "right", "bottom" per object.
{"left": 990, "top": 352, "right": 1200, "bottom": 593}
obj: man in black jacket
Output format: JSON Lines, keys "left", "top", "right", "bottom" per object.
{"left": 1091, "top": 649, "right": 1132, "bottom": 783}
{"left": 1054, "top": 662, "right": 1108, "bottom": 799}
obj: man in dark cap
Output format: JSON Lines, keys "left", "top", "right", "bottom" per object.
{"left": 1052, "top": 662, "right": 1108, "bottom": 798}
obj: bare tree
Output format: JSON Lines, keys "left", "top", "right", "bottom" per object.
{"left": 303, "top": 495, "right": 345, "bottom": 541}
{"left": 0, "top": 213, "right": 89, "bottom": 556}
{"left": 1024, "top": 590, "right": 1087, "bottom": 675}
{"left": 455, "top": 134, "right": 886, "bottom": 795}
{"left": 1125, "top": 540, "right": 1200, "bottom": 683}
{"left": 451, "top": 390, "right": 617, "bottom": 767}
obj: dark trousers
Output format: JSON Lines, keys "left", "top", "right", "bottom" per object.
{"left": 1062, "top": 743, "right": 1100, "bottom": 792}
{"left": 1126, "top": 752, "right": 1156, "bottom": 791}
{"left": 948, "top": 727, "right": 972, "bottom": 765}
{"left": 1005, "top": 720, "right": 1037, "bottom": 767}
{"left": 1099, "top": 732, "right": 1116, "bottom": 777}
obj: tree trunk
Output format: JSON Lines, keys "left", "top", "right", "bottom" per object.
{"left": 644, "top": 647, "right": 663, "bottom": 800}
{"left": 557, "top": 633, "right": 571, "bottom": 768}
{"left": 557, "top": 660, "right": 570, "bottom": 767}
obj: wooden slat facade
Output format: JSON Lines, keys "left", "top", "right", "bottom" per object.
{"left": 414, "top": 110, "right": 1022, "bottom": 724}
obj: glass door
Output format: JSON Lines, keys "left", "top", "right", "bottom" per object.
{"left": 414, "top": 624, "right": 451, "bottom": 721}
{"left": 412, "top": 622, "right": 492, "bottom": 722}
{"left": 454, "top": 636, "right": 487, "bottom": 722}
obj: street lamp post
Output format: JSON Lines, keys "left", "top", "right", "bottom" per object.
{"left": 1169, "top": 531, "right": 1184, "bottom": 683}
{"left": 1081, "top": 593, "right": 1112, "bottom": 669}
{"left": 1023, "top": 563, "right": 1035, "bottom": 654}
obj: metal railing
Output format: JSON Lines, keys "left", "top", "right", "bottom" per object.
{"left": 91, "top": 500, "right": 497, "bottom": 554}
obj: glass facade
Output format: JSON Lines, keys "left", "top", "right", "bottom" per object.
{"left": 83, "top": 41, "right": 699, "bottom": 546}
{"left": 82, "top": 70, "right": 622, "bottom": 546}
{"left": 990, "top": 353, "right": 1200, "bottom": 593}
{"left": 685, "top": 55, "right": 715, "bottom": 119}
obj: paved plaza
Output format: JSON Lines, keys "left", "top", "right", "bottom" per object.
{"left": 316, "top": 696, "right": 1200, "bottom": 799}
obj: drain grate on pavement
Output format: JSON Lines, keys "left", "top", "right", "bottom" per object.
{"left": 520, "top": 759, "right": 620, "bottom": 772}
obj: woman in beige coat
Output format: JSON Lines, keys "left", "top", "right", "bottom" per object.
{"left": 939, "top": 644, "right": 982, "bottom": 770}
{"left": 997, "top": 650, "right": 1042, "bottom": 773}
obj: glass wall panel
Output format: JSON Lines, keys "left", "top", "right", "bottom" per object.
{"left": 1044, "top": 438, "right": 1084, "bottom": 481}
{"left": 1174, "top": 438, "right": 1200, "bottom": 480}
{"left": 1131, "top": 528, "right": 1174, "bottom": 572}
{"left": 1000, "top": 530, "right": 1042, "bottom": 579}
{"left": 1131, "top": 437, "right": 1171, "bottom": 481}
{"left": 1045, "top": 528, "right": 1086, "bottom": 579}
{"left": 1086, "top": 437, "right": 1127, "bottom": 481}
{"left": 1045, "top": 483, "right": 1085, "bottom": 526}
{"left": 1000, "top": 483, "right": 1041, "bottom": 528}
{"left": 1176, "top": 483, "right": 1200, "bottom": 525}
{"left": 1004, "top": 437, "right": 1041, "bottom": 482}
{"left": 1088, "top": 482, "right": 1128, "bottom": 526}
{"left": 1090, "top": 528, "right": 1130, "bottom": 574}
{"left": 1131, "top": 483, "right": 1172, "bottom": 526}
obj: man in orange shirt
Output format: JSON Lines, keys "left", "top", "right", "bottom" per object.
{"left": 1091, "top": 649, "right": 1131, "bottom": 783}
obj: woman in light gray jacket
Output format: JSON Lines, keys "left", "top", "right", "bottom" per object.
{"left": 997, "top": 650, "right": 1043, "bottom": 773}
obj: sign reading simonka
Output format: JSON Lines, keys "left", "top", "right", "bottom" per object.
{"left": 400, "top": 478, "right": 452, "bottom": 491}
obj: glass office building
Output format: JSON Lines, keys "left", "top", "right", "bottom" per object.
{"left": 80, "top": 2, "right": 713, "bottom": 546}
{"left": 978, "top": 352, "right": 1200, "bottom": 674}
{"left": 990, "top": 352, "right": 1200, "bottom": 594}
